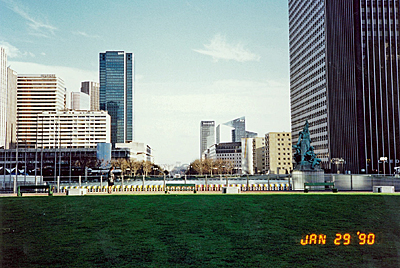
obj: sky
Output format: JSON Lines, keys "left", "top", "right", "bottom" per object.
{"left": 0, "top": 0, "right": 291, "bottom": 166}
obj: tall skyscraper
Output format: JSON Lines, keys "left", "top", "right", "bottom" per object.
{"left": 0, "top": 47, "right": 7, "bottom": 148}
{"left": 81, "top": 81, "right": 100, "bottom": 111}
{"left": 99, "top": 51, "right": 134, "bottom": 144}
{"left": 289, "top": 0, "right": 400, "bottom": 174}
{"left": 200, "top": 121, "right": 215, "bottom": 158}
{"left": 17, "top": 74, "right": 66, "bottom": 147}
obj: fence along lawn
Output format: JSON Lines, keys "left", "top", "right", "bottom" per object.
{"left": 0, "top": 194, "right": 399, "bottom": 267}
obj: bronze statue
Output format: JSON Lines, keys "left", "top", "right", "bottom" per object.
{"left": 293, "top": 121, "right": 321, "bottom": 170}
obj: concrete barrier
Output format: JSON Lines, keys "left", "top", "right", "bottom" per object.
{"left": 373, "top": 186, "right": 395, "bottom": 193}
{"left": 222, "top": 186, "right": 240, "bottom": 194}
{"left": 67, "top": 188, "right": 87, "bottom": 196}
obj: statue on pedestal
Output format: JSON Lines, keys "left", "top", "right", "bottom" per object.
{"left": 293, "top": 121, "right": 321, "bottom": 170}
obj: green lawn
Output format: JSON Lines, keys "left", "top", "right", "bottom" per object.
{"left": 1, "top": 194, "right": 399, "bottom": 267}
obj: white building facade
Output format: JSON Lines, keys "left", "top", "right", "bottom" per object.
{"left": 71, "top": 91, "right": 90, "bottom": 110}
{"left": 37, "top": 110, "right": 110, "bottom": 148}
{"left": 115, "top": 142, "right": 153, "bottom": 162}
{"left": 81, "top": 81, "right": 99, "bottom": 111}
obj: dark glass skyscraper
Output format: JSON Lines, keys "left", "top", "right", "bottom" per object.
{"left": 99, "top": 51, "right": 134, "bottom": 144}
{"left": 289, "top": 0, "right": 400, "bottom": 174}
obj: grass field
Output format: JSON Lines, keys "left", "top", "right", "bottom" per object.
{"left": 1, "top": 193, "right": 399, "bottom": 267}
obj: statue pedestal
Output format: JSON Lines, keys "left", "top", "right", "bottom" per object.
{"left": 292, "top": 169, "right": 325, "bottom": 190}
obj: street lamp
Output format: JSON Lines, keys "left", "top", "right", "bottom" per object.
{"left": 380, "top": 157, "right": 388, "bottom": 175}
{"left": 331, "top": 158, "right": 345, "bottom": 174}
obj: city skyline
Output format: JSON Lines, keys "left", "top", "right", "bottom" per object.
{"left": 0, "top": 0, "right": 291, "bottom": 165}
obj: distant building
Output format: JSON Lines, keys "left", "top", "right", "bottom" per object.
{"left": 0, "top": 47, "right": 7, "bottom": 148}
{"left": 241, "top": 138, "right": 254, "bottom": 175}
{"left": 200, "top": 121, "right": 215, "bottom": 158}
{"left": 253, "top": 137, "right": 266, "bottom": 174}
{"left": 99, "top": 51, "right": 134, "bottom": 144}
{"left": 265, "top": 132, "right": 292, "bottom": 174}
{"left": 205, "top": 142, "right": 242, "bottom": 174}
{"left": 71, "top": 91, "right": 90, "bottom": 110}
{"left": 6, "top": 67, "right": 17, "bottom": 149}
{"left": 37, "top": 110, "right": 110, "bottom": 148}
{"left": 17, "top": 74, "right": 66, "bottom": 148}
{"left": 217, "top": 116, "right": 257, "bottom": 143}
{"left": 115, "top": 142, "right": 153, "bottom": 162}
{"left": 241, "top": 137, "right": 266, "bottom": 175}
{"left": 81, "top": 81, "right": 99, "bottom": 111}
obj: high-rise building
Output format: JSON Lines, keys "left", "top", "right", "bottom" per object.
{"left": 81, "top": 81, "right": 100, "bottom": 111}
{"left": 218, "top": 117, "right": 258, "bottom": 143}
{"left": 17, "top": 74, "right": 66, "bottom": 147}
{"left": 71, "top": 92, "right": 90, "bottom": 110}
{"left": 6, "top": 68, "right": 17, "bottom": 149}
{"left": 99, "top": 51, "right": 134, "bottom": 144}
{"left": 200, "top": 121, "right": 215, "bottom": 158}
{"left": 0, "top": 47, "right": 7, "bottom": 148}
{"left": 289, "top": 0, "right": 400, "bottom": 174}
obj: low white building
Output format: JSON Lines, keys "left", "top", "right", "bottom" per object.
{"left": 37, "top": 110, "right": 110, "bottom": 148}
{"left": 115, "top": 142, "right": 153, "bottom": 162}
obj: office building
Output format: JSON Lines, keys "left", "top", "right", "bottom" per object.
{"left": 217, "top": 116, "right": 258, "bottom": 144}
{"left": 204, "top": 142, "right": 242, "bottom": 174}
{"left": 37, "top": 110, "right": 110, "bottom": 148}
{"left": 6, "top": 68, "right": 17, "bottom": 149}
{"left": 0, "top": 47, "right": 6, "bottom": 148}
{"left": 17, "top": 74, "right": 66, "bottom": 148}
{"left": 99, "top": 51, "right": 134, "bottom": 144}
{"left": 81, "top": 81, "right": 100, "bottom": 111}
{"left": 265, "top": 132, "right": 292, "bottom": 174}
{"left": 253, "top": 137, "right": 266, "bottom": 174}
{"left": 241, "top": 138, "right": 254, "bottom": 175}
{"left": 200, "top": 121, "right": 215, "bottom": 158}
{"left": 289, "top": 0, "right": 400, "bottom": 173}
{"left": 71, "top": 91, "right": 90, "bottom": 110}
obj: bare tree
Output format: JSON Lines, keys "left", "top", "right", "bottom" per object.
{"left": 126, "top": 159, "right": 141, "bottom": 177}
{"left": 191, "top": 159, "right": 205, "bottom": 175}
{"left": 225, "top": 159, "right": 235, "bottom": 175}
{"left": 204, "top": 158, "right": 217, "bottom": 177}
{"left": 215, "top": 159, "right": 225, "bottom": 175}
{"left": 142, "top": 160, "right": 152, "bottom": 177}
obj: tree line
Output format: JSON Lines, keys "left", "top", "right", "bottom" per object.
{"left": 110, "top": 159, "right": 164, "bottom": 177}
{"left": 74, "top": 158, "right": 164, "bottom": 177}
{"left": 187, "top": 159, "right": 236, "bottom": 176}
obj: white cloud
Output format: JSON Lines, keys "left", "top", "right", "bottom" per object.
{"left": 2, "top": 0, "right": 57, "bottom": 37}
{"left": 72, "top": 31, "right": 100, "bottom": 39}
{"left": 193, "top": 34, "right": 260, "bottom": 62}
{"left": 0, "top": 41, "right": 35, "bottom": 58}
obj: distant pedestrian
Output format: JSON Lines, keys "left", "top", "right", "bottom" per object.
{"left": 108, "top": 166, "right": 115, "bottom": 194}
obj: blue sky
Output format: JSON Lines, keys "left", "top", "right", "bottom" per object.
{"left": 0, "top": 0, "right": 290, "bottom": 165}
